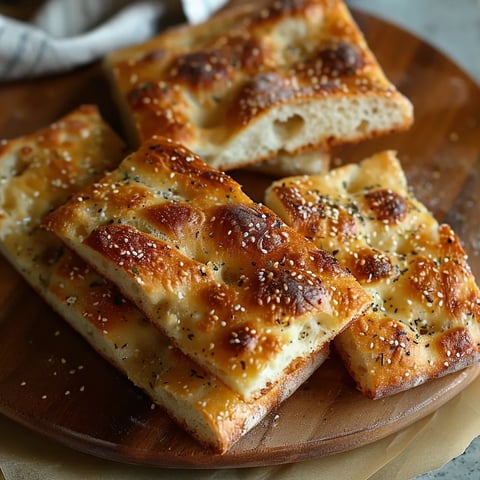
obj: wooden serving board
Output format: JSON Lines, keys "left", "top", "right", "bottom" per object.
{"left": 1, "top": 8, "right": 480, "bottom": 469}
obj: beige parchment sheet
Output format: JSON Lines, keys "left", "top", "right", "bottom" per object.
{"left": 1, "top": 369, "right": 479, "bottom": 480}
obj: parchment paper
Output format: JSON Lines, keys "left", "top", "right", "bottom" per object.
{"left": 1, "top": 370, "right": 479, "bottom": 480}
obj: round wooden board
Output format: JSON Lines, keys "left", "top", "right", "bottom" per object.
{"left": 1, "top": 8, "right": 480, "bottom": 469}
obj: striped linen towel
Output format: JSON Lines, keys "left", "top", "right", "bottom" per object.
{"left": 0, "top": 0, "right": 227, "bottom": 81}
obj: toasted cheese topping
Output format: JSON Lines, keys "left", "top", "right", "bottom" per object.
{"left": 44, "top": 136, "right": 371, "bottom": 401}
{"left": 265, "top": 150, "right": 480, "bottom": 398}
{"left": 105, "top": 0, "right": 413, "bottom": 170}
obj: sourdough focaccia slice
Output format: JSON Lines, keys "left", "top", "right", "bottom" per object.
{"left": 45, "top": 252, "right": 329, "bottom": 453}
{"left": 105, "top": 0, "right": 413, "bottom": 171}
{"left": 266, "top": 151, "right": 480, "bottom": 399}
{"left": 0, "top": 108, "right": 328, "bottom": 453}
{"left": 0, "top": 105, "right": 125, "bottom": 278}
{"left": 44, "top": 136, "right": 371, "bottom": 402}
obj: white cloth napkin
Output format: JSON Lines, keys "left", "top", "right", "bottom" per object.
{"left": 0, "top": 0, "right": 227, "bottom": 81}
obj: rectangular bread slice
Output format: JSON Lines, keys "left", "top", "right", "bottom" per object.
{"left": 265, "top": 150, "right": 480, "bottom": 399}
{"left": 104, "top": 0, "right": 413, "bottom": 171}
{"left": 47, "top": 252, "right": 329, "bottom": 453}
{"left": 0, "top": 106, "right": 328, "bottom": 453}
{"left": 0, "top": 104, "right": 125, "bottom": 269}
{"left": 44, "top": 135, "right": 371, "bottom": 402}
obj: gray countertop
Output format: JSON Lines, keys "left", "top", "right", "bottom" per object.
{"left": 348, "top": 0, "right": 480, "bottom": 84}
{"left": 348, "top": 1, "right": 480, "bottom": 479}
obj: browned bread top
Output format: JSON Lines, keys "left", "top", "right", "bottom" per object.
{"left": 265, "top": 151, "right": 480, "bottom": 398}
{"left": 0, "top": 107, "right": 326, "bottom": 453}
{"left": 0, "top": 105, "right": 124, "bottom": 236}
{"left": 47, "top": 249, "right": 329, "bottom": 453}
{"left": 44, "top": 136, "right": 371, "bottom": 401}
{"left": 105, "top": 0, "right": 413, "bottom": 170}
{"left": 0, "top": 105, "right": 125, "bottom": 289}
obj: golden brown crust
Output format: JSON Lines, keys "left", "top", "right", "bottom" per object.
{"left": 44, "top": 136, "right": 371, "bottom": 401}
{"left": 105, "top": 0, "right": 413, "bottom": 170}
{"left": 265, "top": 151, "right": 480, "bottom": 399}
{"left": 47, "top": 250, "right": 330, "bottom": 453}
{"left": 0, "top": 105, "right": 125, "bottom": 233}
{"left": 0, "top": 105, "right": 125, "bottom": 286}
{"left": 0, "top": 109, "right": 328, "bottom": 453}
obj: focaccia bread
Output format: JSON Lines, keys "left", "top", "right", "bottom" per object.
{"left": 0, "top": 105, "right": 125, "bottom": 272}
{"left": 265, "top": 151, "right": 480, "bottom": 399}
{"left": 104, "top": 0, "right": 413, "bottom": 171}
{"left": 44, "top": 136, "right": 371, "bottom": 402}
{"left": 0, "top": 109, "right": 328, "bottom": 453}
{"left": 50, "top": 252, "right": 329, "bottom": 453}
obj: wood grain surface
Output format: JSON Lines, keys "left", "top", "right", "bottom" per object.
{"left": 0, "top": 8, "right": 480, "bottom": 469}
